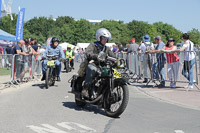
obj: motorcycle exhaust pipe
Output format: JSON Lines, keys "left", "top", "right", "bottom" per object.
{"left": 75, "top": 94, "right": 103, "bottom": 104}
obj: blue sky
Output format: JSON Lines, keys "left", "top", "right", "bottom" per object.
{"left": 5, "top": 0, "right": 200, "bottom": 32}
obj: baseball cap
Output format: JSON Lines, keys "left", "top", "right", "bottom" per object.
{"left": 154, "top": 36, "right": 162, "bottom": 40}
{"left": 30, "top": 38, "right": 35, "bottom": 41}
{"left": 130, "top": 38, "right": 135, "bottom": 42}
{"left": 168, "top": 38, "right": 175, "bottom": 42}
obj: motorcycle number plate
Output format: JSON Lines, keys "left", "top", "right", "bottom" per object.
{"left": 113, "top": 69, "right": 122, "bottom": 78}
{"left": 47, "top": 60, "right": 55, "bottom": 66}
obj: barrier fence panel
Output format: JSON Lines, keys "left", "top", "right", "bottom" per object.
{"left": 128, "top": 52, "right": 140, "bottom": 76}
{"left": 124, "top": 50, "right": 199, "bottom": 89}
{"left": 12, "top": 54, "right": 43, "bottom": 84}
{"left": 197, "top": 50, "right": 200, "bottom": 85}
{"left": 0, "top": 54, "right": 13, "bottom": 85}
{"left": 31, "top": 55, "right": 42, "bottom": 79}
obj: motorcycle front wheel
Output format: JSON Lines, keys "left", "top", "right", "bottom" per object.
{"left": 65, "top": 60, "right": 70, "bottom": 73}
{"left": 45, "top": 68, "right": 50, "bottom": 89}
{"left": 105, "top": 84, "right": 129, "bottom": 118}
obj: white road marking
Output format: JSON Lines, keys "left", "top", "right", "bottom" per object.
{"left": 27, "top": 122, "right": 96, "bottom": 133}
{"left": 64, "top": 96, "right": 69, "bottom": 99}
{"left": 174, "top": 130, "right": 185, "bottom": 133}
{"left": 57, "top": 122, "right": 96, "bottom": 133}
{"left": 27, "top": 124, "right": 67, "bottom": 133}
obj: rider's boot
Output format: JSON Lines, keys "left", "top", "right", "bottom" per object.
{"left": 41, "top": 74, "right": 46, "bottom": 81}
{"left": 57, "top": 76, "right": 61, "bottom": 82}
{"left": 81, "top": 86, "right": 89, "bottom": 98}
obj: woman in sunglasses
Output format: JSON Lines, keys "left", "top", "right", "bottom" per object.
{"left": 161, "top": 38, "right": 179, "bottom": 88}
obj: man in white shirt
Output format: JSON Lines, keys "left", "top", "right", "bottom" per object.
{"left": 176, "top": 33, "right": 195, "bottom": 90}
{"left": 138, "top": 34, "right": 154, "bottom": 83}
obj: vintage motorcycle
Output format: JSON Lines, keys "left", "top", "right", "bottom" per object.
{"left": 42, "top": 55, "right": 59, "bottom": 89}
{"left": 69, "top": 52, "right": 129, "bottom": 118}
{"left": 65, "top": 55, "right": 73, "bottom": 73}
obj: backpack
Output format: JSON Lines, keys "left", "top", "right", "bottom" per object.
{"left": 144, "top": 42, "right": 153, "bottom": 51}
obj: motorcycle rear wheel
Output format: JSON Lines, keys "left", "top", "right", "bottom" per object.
{"left": 105, "top": 84, "right": 129, "bottom": 118}
{"left": 75, "top": 98, "right": 86, "bottom": 107}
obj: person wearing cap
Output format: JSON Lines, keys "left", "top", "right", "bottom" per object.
{"left": 152, "top": 36, "right": 166, "bottom": 87}
{"left": 123, "top": 38, "right": 139, "bottom": 71}
{"left": 138, "top": 34, "right": 154, "bottom": 83}
{"left": 174, "top": 33, "right": 196, "bottom": 90}
{"left": 161, "top": 38, "right": 179, "bottom": 88}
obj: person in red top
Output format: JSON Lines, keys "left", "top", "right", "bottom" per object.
{"left": 161, "top": 38, "right": 179, "bottom": 88}
{"left": 0, "top": 46, "right": 4, "bottom": 68}
{"left": 0, "top": 46, "right": 3, "bottom": 54}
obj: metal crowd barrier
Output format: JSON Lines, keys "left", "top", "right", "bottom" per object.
{"left": 118, "top": 50, "right": 200, "bottom": 90}
{"left": 75, "top": 53, "right": 85, "bottom": 63}
{"left": 0, "top": 54, "right": 13, "bottom": 86}
{"left": 0, "top": 54, "right": 42, "bottom": 89}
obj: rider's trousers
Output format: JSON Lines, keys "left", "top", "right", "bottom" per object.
{"left": 42, "top": 60, "right": 61, "bottom": 76}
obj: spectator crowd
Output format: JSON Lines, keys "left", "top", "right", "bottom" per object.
{"left": 0, "top": 33, "right": 199, "bottom": 89}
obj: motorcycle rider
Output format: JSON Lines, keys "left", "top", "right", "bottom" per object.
{"left": 64, "top": 45, "right": 75, "bottom": 70}
{"left": 41, "top": 37, "right": 65, "bottom": 81}
{"left": 79, "top": 28, "right": 116, "bottom": 97}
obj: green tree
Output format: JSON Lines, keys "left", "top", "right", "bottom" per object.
{"left": 153, "top": 22, "right": 182, "bottom": 44}
{"left": 55, "top": 16, "right": 75, "bottom": 27}
{"left": 187, "top": 28, "right": 200, "bottom": 46}
{"left": 127, "top": 20, "right": 157, "bottom": 43}
{"left": 24, "top": 17, "right": 55, "bottom": 40}
{"left": 0, "top": 14, "right": 18, "bottom": 35}
{"left": 98, "top": 20, "right": 127, "bottom": 44}
{"left": 73, "top": 19, "right": 95, "bottom": 45}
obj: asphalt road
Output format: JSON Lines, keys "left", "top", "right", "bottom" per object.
{"left": 0, "top": 62, "right": 200, "bottom": 133}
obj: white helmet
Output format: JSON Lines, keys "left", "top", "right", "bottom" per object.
{"left": 96, "top": 28, "right": 112, "bottom": 41}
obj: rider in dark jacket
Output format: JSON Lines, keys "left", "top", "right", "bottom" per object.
{"left": 80, "top": 28, "right": 116, "bottom": 97}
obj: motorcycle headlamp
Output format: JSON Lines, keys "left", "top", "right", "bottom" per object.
{"left": 116, "top": 58, "right": 125, "bottom": 68}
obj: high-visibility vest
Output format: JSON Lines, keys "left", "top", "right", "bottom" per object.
{"left": 66, "top": 50, "right": 73, "bottom": 59}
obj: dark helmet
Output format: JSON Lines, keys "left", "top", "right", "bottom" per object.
{"left": 51, "top": 37, "right": 59, "bottom": 44}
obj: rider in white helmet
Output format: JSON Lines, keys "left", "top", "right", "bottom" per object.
{"left": 78, "top": 28, "right": 116, "bottom": 98}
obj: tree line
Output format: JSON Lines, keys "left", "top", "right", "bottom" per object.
{"left": 1, "top": 14, "right": 200, "bottom": 47}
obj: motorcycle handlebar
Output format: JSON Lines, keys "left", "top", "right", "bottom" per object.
{"left": 41, "top": 56, "right": 65, "bottom": 62}
{"left": 107, "top": 56, "right": 117, "bottom": 62}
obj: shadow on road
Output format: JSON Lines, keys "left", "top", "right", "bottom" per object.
{"left": 62, "top": 102, "right": 106, "bottom": 116}
{"left": 32, "top": 83, "right": 59, "bottom": 89}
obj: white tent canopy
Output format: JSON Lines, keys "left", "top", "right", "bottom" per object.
{"left": 77, "top": 43, "right": 90, "bottom": 49}
{"left": 59, "top": 42, "right": 76, "bottom": 50}
{"left": 105, "top": 43, "right": 116, "bottom": 47}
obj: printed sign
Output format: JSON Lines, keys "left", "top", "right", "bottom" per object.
{"left": 16, "top": 8, "right": 25, "bottom": 41}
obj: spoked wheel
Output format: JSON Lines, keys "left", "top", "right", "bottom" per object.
{"left": 66, "top": 61, "right": 70, "bottom": 73}
{"left": 45, "top": 68, "right": 50, "bottom": 89}
{"left": 105, "top": 85, "right": 129, "bottom": 118}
